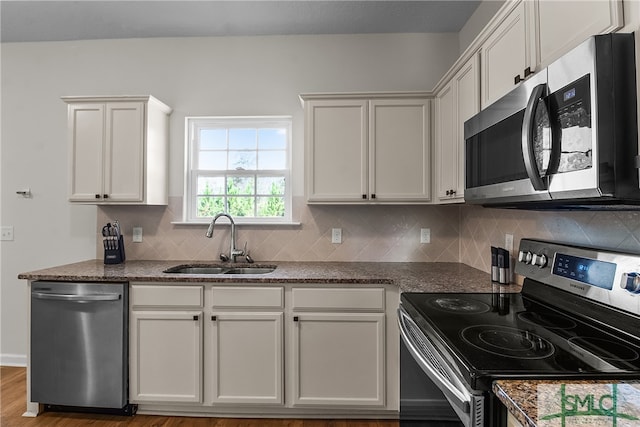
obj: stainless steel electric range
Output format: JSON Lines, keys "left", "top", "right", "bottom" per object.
{"left": 399, "top": 238, "right": 640, "bottom": 427}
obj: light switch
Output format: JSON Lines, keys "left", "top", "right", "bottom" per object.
{"left": 1, "top": 226, "right": 14, "bottom": 241}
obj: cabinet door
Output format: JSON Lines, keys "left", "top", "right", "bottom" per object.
{"left": 305, "top": 100, "right": 368, "bottom": 202}
{"left": 454, "top": 53, "right": 480, "bottom": 198}
{"left": 435, "top": 81, "right": 457, "bottom": 201}
{"left": 68, "top": 103, "right": 105, "bottom": 201}
{"left": 369, "top": 99, "right": 430, "bottom": 201}
{"left": 104, "top": 102, "right": 145, "bottom": 202}
{"left": 292, "top": 312, "right": 385, "bottom": 407}
{"left": 481, "top": 1, "right": 535, "bottom": 108}
{"left": 435, "top": 54, "right": 479, "bottom": 202}
{"left": 208, "top": 312, "right": 283, "bottom": 405}
{"left": 130, "top": 310, "right": 203, "bottom": 403}
{"left": 536, "top": 0, "right": 623, "bottom": 68}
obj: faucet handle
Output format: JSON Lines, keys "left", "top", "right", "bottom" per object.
{"left": 219, "top": 253, "right": 229, "bottom": 262}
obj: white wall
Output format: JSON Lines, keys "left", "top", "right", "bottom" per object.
{"left": 0, "top": 33, "right": 459, "bottom": 364}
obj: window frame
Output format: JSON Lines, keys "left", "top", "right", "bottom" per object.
{"left": 184, "top": 116, "right": 293, "bottom": 224}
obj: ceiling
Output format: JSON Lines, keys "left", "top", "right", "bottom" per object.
{"left": 1, "top": 0, "right": 481, "bottom": 43}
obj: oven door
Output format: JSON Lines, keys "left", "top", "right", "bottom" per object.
{"left": 398, "top": 307, "right": 485, "bottom": 427}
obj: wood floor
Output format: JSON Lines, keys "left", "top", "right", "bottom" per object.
{"left": 1, "top": 366, "right": 399, "bottom": 427}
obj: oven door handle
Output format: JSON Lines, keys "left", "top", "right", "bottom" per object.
{"left": 397, "top": 308, "right": 471, "bottom": 414}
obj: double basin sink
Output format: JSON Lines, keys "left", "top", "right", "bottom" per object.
{"left": 164, "top": 264, "right": 276, "bottom": 275}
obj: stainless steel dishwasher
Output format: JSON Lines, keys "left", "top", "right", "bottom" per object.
{"left": 30, "top": 281, "right": 134, "bottom": 414}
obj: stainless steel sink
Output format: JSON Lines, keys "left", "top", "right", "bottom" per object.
{"left": 163, "top": 264, "right": 276, "bottom": 275}
{"left": 166, "top": 266, "right": 228, "bottom": 274}
{"left": 224, "top": 267, "right": 276, "bottom": 275}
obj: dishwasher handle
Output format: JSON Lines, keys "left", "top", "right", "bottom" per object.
{"left": 32, "top": 292, "right": 121, "bottom": 302}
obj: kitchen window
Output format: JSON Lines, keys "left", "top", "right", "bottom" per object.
{"left": 185, "top": 116, "right": 292, "bottom": 224}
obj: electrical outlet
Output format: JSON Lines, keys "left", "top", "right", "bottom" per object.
{"left": 1, "top": 226, "right": 14, "bottom": 241}
{"left": 420, "top": 228, "right": 431, "bottom": 244}
{"left": 505, "top": 233, "right": 514, "bottom": 252}
{"left": 331, "top": 228, "right": 342, "bottom": 244}
{"left": 132, "top": 227, "right": 143, "bottom": 243}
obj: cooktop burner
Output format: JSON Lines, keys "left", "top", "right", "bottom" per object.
{"left": 568, "top": 337, "right": 640, "bottom": 362}
{"left": 428, "top": 296, "right": 490, "bottom": 314}
{"left": 517, "top": 311, "right": 577, "bottom": 330}
{"left": 461, "top": 324, "right": 555, "bottom": 359}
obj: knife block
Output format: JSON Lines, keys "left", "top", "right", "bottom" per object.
{"left": 104, "top": 235, "right": 126, "bottom": 264}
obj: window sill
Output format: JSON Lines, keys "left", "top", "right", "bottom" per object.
{"left": 171, "top": 221, "right": 301, "bottom": 226}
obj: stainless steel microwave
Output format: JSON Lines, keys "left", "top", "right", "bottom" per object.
{"left": 464, "top": 33, "right": 639, "bottom": 209}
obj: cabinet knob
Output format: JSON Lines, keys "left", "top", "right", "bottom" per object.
{"left": 211, "top": 315, "right": 217, "bottom": 321}
{"left": 371, "top": 194, "right": 376, "bottom": 199}
{"left": 362, "top": 194, "right": 367, "bottom": 199}
{"left": 451, "top": 190, "right": 456, "bottom": 195}
{"left": 95, "top": 194, "right": 101, "bottom": 199}
{"left": 103, "top": 194, "right": 109, "bottom": 199}
{"left": 293, "top": 316, "right": 299, "bottom": 322}
{"left": 524, "top": 66, "right": 533, "bottom": 78}
{"left": 514, "top": 74, "right": 523, "bottom": 85}
{"left": 193, "top": 315, "right": 199, "bottom": 321}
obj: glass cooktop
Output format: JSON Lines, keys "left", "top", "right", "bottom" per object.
{"left": 401, "top": 289, "right": 640, "bottom": 389}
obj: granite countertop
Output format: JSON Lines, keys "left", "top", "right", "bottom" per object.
{"left": 494, "top": 379, "right": 640, "bottom": 426}
{"left": 18, "top": 260, "right": 519, "bottom": 293}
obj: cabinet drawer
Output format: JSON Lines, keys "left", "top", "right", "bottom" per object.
{"left": 292, "top": 288, "right": 385, "bottom": 311}
{"left": 131, "top": 285, "right": 203, "bottom": 308}
{"left": 211, "top": 286, "right": 284, "bottom": 309}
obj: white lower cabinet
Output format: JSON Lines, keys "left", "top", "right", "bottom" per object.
{"left": 292, "top": 312, "right": 386, "bottom": 407}
{"left": 129, "top": 285, "right": 204, "bottom": 403}
{"left": 129, "top": 283, "right": 398, "bottom": 416}
{"left": 291, "top": 287, "right": 386, "bottom": 407}
{"left": 207, "top": 286, "right": 284, "bottom": 405}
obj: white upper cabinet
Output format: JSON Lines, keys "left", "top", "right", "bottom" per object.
{"left": 63, "top": 95, "right": 172, "bottom": 205}
{"left": 304, "top": 99, "right": 368, "bottom": 203}
{"left": 480, "top": 1, "right": 536, "bottom": 109}
{"left": 303, "top": 94, "right": 430, "bottom": 204}
{"left": 535, "top": 0, "right": 624, "bottom": 68}
{"left": 435, "top": 53, "right": 480, "bottom": 203}
{"left": 369, "top": 99, "right": 431, "bottom": 202}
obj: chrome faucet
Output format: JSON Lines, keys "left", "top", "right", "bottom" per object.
{"left": 205, "top": 213, "right": 250, "bottom": 263}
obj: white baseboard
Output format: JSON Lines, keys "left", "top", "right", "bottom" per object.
{"left": 1, "top": 353, "right": 27, "bottom": 367}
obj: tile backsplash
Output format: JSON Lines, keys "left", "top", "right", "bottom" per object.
{"left": 460, "top": 205, "right": 640, "bottom": 273}
{"left": 98, "top": 197, "right": 461, "bottom": 263}
{"left": 98, "top": 198, "right": 640, "bottom": 273}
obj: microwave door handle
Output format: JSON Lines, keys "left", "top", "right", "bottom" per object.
{"left": 521, "top": 83, "right": 548, "bottom": 191}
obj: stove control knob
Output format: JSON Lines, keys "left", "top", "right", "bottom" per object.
{"left": 518, "top": 250, "right": 533, "bottom": 264}
{"left": 621, "top": 272, "right": 640, "bottom": 294}
{"left": 531, "top": 253, "right": 547, "bottom": 268}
